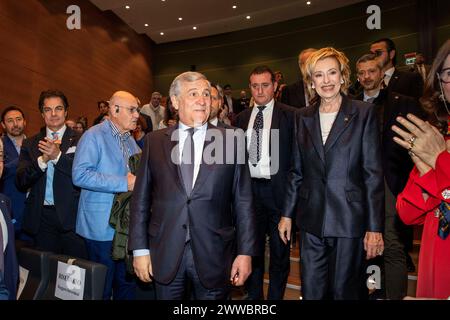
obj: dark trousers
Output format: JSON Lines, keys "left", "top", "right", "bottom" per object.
{"left": 84, "top": 239, "right": 136, "bottom": 300}
{"left": 245, "top": 178, "right": 290, "bottom": 300}
{"left": 300, "top": 231, "right": 365, "bottom": 300}
{"left": 34, "top": 206, "right": 87, "bottom": 259}
{"left": 154, "top": 242, "right": 230, "bottom": 300}
{"left": 383, "top": 182, "right": 408, "bottom": 299}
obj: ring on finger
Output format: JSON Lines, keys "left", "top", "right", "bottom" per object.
{"left": 408, "top": 135, "right": 417, "bottom": 148}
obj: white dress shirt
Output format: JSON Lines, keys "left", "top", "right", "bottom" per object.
{"left": 246, "top": 99, "right": 275, "bottom": 179}
{"left": 384, "top": 67, "right": 395, "bottom": 86}
{"left": 319, "top": 111, "right": 338, "bottom": 144}
{"left": 363, "top": 89, "right": 381, "bottom": 102}
{"left": 0, "top": 209, "right": 7, "bottom": 253}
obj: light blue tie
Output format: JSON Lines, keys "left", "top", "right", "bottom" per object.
{"left": 43, "top": 132, "right": 58, "bottom": 205}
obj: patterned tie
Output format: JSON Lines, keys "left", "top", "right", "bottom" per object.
{"left": 180, "top": 128, "right": 195, "bottom": 194}
{"left": 438, "top": 202, "right": 450, "bottom": 240}
{"left": 249, "top": 106, "right": 266, "bottom": 166}
{"left": 44, "top": 132, "right": 58, "bottom": 205}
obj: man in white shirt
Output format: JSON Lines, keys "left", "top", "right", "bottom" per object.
{"left": 140, "top": 92, "right": 166, "bottom": 130}
{"left": 235, "top": 66, "right": 297, "bottom": 300}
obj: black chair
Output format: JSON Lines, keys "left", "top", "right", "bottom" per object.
{"left": 41, "top": 255, "right": 107, "bottom": 300}
{"left": 17, "top": 247, "right": 51, "bottom": 300}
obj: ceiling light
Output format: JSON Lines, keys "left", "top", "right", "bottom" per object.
{"left": 306, "top": 1, "right": 311, "bottom": 5}
{"left": 144, "top": 23, "right": 149, "bottom": 27}
{"left": 178, "top": 17, "right": 183, "bottom": 21}
{"left": 160, "top": 32, "right": 164, "bottom": 35}
{"left": 125, "top": 5, "right": 130, "bottom": 9}
{"left": 246, "top": 15, "right": 251, "bottom": 20}
{"left": 193, "top": 26, "right": 197, "bottom": 30}
{"left": 232, "top": 5, "right": 237, "bottom": 9}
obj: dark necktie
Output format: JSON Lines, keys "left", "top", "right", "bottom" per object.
{"left": 180, "top": 128, "right": 195, "bottom": 194}
{"left": 249, "top": 106, "right": 266, "bottom": 166}
{"left": 438, "top": 201, "right": 450, "bottom": 240}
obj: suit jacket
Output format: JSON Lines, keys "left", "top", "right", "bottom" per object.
{"left": 280, "top": 80, "right": 307, "bottom": 108}
{"left": 0, "top": 136, "right": 26, "bottom": 232}
{"left": 283, "top": 95, "right": 384, "bottom": 238}
{"left": 129, "top": 124, "right": 257, "bottom": 289}
{"left": 355, "top": 90, "right": 425, "bottom": 196}
{"left": 16, "top": 127, "right": 80, "bottom": 235}
{"left": 387, "top": 69, "right": 424, "bottom": 100}
{"left": 0, "top": 194, "right": 18, "bottom": 300}
{"left": 224, "top": 96, "right": 243, "bottom": 115}
{"left": 235, "top": 101, "right": 297, "bottom": 210}
{"left": 72, "top": 120, "right": 141, "bottom": 241}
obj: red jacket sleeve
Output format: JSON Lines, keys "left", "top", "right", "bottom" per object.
{"left": 434, "top": 150, "right": 450, "bottom": 203}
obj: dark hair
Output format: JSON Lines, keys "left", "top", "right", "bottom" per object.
{"left": 420, "top": 39, "right": 450, "bottom": 133}
{"left": 223, "top": 84, "right": 231, "bottom": 90}
{"left": 163, "top": 96, "right": 178, "bottom": 127}
{"left": 97, "top": 100, "right": 109, "bottom": 109}
{"left": 1, "top": 106, "right": 25, "bottom": 123}
{"left": 371, "top": 38, "right": 397, "bottom": 66}
{"left": 38, "top": 90, "right": 69, "bottom": 113}
{"left": 249, "top": 65, "right": 276, "bottom": 83}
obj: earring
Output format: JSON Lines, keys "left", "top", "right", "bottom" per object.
{"left": 311, "top": 84, "right": 315, "bottom": 89}
{"left": 340, "top": 79, "right": 344, "bottom": 84}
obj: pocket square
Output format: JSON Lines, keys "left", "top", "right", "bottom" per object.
{"left": 66, "top": 146, "right": 77, "bottom": 154}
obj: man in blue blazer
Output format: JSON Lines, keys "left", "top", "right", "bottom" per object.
{"left": 0, "top": 106, "right": 28, "bottom": 240}
{"left": 73, "top": 91, "right": 141, "bottom": 300}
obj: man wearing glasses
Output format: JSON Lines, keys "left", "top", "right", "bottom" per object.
{"left": 370, "top": 38, "right": 423, "bottom": 100}
{"left": 16, "top": 90, "right": 86, "bottom": 258}
{"left": 73, "top": 91, "right": 141, "bottom": 300}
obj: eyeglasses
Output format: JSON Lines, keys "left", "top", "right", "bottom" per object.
{"left": 115, "top": 105, "right": 141, "bottom": 114}
{"left": 438, "top": 68, "right": 450, "bottom": 84}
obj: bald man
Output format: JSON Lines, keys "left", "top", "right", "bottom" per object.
{"left": 73, "top": 91, "right": 141, "bottom": 300}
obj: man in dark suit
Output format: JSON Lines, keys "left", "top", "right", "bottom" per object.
{"left": 410, "top": 53, "right": 431, "bottom": 83}
{"left": 209, "top": 83, "right": 233, "bottom": 128}
{"left": 223, "top": 84, "right": 244, "bottom": 121}
{"left": 235, "top": 66, "right": 297, "bottom": 300}
{"left": 0, "top": 148, "right": 18, "bottom": 300}
{"left": 129, "top": 71, "right": 257, "bottom": 300}
{"left": 0, "top": 106, "right": 28, "bottom": 241}
{"left": 16, "top": 90, "right": 86, "bottom": 258}
{"left": 370, "top": 38, "right": 424, "bottom": 100}
{"left": 355, "top": 53, "right": 424, "bottom": 299}
{"left": 280, "top": 48, "right": 316, "bottom": 108}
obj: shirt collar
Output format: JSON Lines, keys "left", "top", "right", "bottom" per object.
{"left": 363, "top": 89, "right": 381, "bottom": 101}
{"left": 108, "top": 119, "right": 131, "bottom": 139}
{"left": 46, "top": 125, "right": 66, "bottom": 138}
{"left": 254, "top": 98, "right": 275, "bottom": 111}
{"left": 179, "top": 120, "right": 208, "bottom": 133}
{"left": 384, "top": 67, "right": 395, "bottom": 77}
{"left": 209, "top": 117, "right": 219, "bottom": 126}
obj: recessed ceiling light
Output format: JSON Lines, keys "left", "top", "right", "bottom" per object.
{"left": 125, "top": 5, "right": 130, "bottom": 9}
{"left": 246, "top": 15, "right": 251, "bottom": 20}
{"left": 178, "top": 17, "right": 183, "bottom": 21}
{"left": 160, "top": 32, "right": 164, "bottom": 35}
{"left": 144, "top": 23, "right": 149, "bottom": 27}
{"left": 232, "top": 5, "right": 237, "bottom": 9}
{"left": 306, "top": 1, "right": 311, "bottom": 5}
{"left": 161, "top": 0, "right": 166, "bottom": 2}
{"left": 193, "top": 26, "right": 197, "bottom": 30}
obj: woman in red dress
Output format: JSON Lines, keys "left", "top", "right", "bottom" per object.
{"left": 392, "top": 39, "right": 450, "bottom": 299}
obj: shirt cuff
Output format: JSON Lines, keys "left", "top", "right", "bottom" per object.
{"left": 51, "top": 151, "right": 62, "bottom": 165}
{"left": 37, "top": 156, "right": 48, "bottom": 171}
{"left": 133, "top": 249, "right": 150, "bottom": 257}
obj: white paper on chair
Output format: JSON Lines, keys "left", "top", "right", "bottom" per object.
{"left": 54, "top": 261, "right": 86, "bottom": 300}
{"left": 16, "top": 266, "right": 29, "bottom": 299}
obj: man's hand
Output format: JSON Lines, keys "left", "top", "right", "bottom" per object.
{"left": 38, "top": 137, "right": 61, "bottom": 161}
{"left": 127, "top": 172, "right": 136, "bottom": 191}
{"left": 364, "top": 232, "right": 384, "bottom": 260}
{"left": 230, "top": 255, "right": 251, "bottom": 286}
{"left": 133, "top": 254, "right": 153, "bottom": 283}
{"left": 278, "top": 217, "right": 292, "bottom": 245}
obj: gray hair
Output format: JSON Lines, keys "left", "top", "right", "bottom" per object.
{"left": 210, "top": 83, "right": 224, "bottom": 99}
{"left": 356, "top": 53, "right": 382, "bottom": 69}
{"left": 169, "top": 72, "right": 209, "bottom": 97}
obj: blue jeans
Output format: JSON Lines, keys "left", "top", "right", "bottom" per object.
{"left": 84, "top": 239, "right": 136, "bottom": 300}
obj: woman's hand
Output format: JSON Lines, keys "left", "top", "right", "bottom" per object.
{"left": 392, "top": 113, "right": 446, "bottom": 169}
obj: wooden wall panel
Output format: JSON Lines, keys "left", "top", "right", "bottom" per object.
{"left": 0, "top": 0, "right": 154, "bottom": 134}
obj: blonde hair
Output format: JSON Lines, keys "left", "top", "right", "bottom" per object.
{"left": 302, "top": 47, "right": 351, "bottom": 103}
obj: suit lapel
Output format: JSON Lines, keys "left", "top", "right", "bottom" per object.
{"left": 387, "top": 69, "right": 400, "bottom": 92}
{"left": 60, "top": 128, "right": 75, "bottom": 153}
{"left": 163, "top": 125, "right": 186, "bottom": 195}
{"left": 302, "top": 104, "right": 325, "bottom": 164}
{"left": 324, "top": 95, "right": 357, "bottom": 154}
